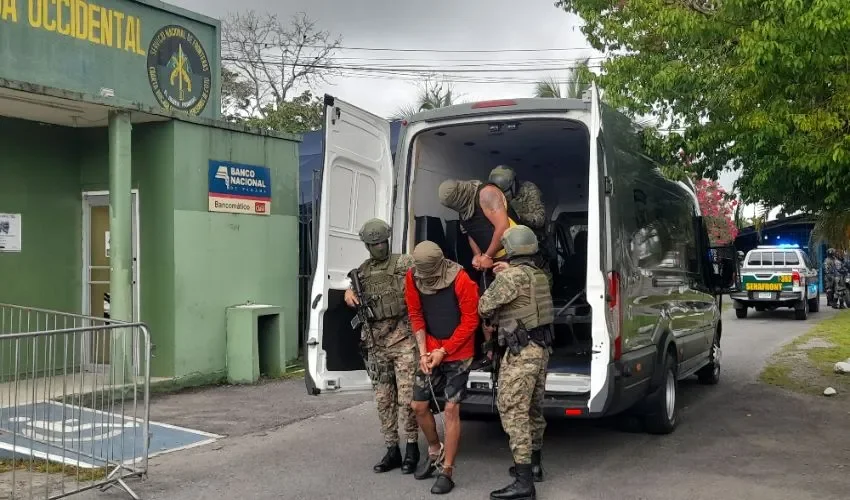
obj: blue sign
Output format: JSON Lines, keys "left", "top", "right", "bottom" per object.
{"left": 208, "top": 160, "right": 272, "bottom": 215}
{"left": 0, "top": 402, "right": 220, "bottom": 468}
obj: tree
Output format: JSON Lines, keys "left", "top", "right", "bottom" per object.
{"left": 393, "top": 77, "right": 461, "bottom": 119}
{"left": 221, "top": 11, "right": 340, "bottom": 131}
{"left": 245, "top": 90, "right": 324, "bottom": 134}
{"left": 555, "top": 0, "right": 850, "bottom": 215}
{"left": 533, "top": 59, "right": 593, "bottom": 99}
{"left": 221, "top": 67, "right": 253, "bottom": 120}
{"left": 695, "top": 178, "right": 738, "bottom": 246}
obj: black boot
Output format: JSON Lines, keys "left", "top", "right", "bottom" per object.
{"left": 491, "top": 463, "right": 536, "bottom": 500}
{"left": 401, "top": 442, "right": 420, "bottom": 474}
{"left": 509, "top": 450, "right": 544, "bottom": 482}
{"left": 373, "top": 445, "right": 402, "bottom": 473}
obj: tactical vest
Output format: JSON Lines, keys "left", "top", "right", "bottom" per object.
{"left": 359, "top": 255, "right": 407, "bottom": 321}
{"left": 418, "top": 285, "right": 460, "bottom": 340}
{"left": 497, "top": 262, "right": 554, "bottom": 331}
{"left": 461, "top": 183, "right": 519, "bottom": 259}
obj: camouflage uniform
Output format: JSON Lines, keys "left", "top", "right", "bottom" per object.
{"left": 479, "top": 264, "right": 551, "bottom": 465}
{"left": 510, "top": 181, "right": 546, "bottom": 232}
{"left": 359, "top": 254, "right": 419, "bottom": 446}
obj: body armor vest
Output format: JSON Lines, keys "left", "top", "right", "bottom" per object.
{"left": 418, "top": 286, "right": 460, "bottom": 340}
{"left": 359, "top": 255, "right": 407, "bottom": 321}
{"left": 461, "top": 183, "right": 519, "bottom": 260}
{"left": 497, "top": 261, "right": 554, "bottom": 331}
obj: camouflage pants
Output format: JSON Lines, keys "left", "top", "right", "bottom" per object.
{"left": 496, "top": 342, "right": 549, "bottom": 464}
{"left": 365, "top": 337, "right": 419, "bottom": 446}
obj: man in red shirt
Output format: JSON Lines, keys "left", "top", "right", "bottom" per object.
{"left": 405, "top": 241, "right": 480, "bottom": 495}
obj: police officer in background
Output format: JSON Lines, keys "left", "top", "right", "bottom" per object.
{"left": 489, "top": 166, "right": 551, "bottom": 288}
{"left": 344, "top": 219, "right": 420, "bottom": 474}
{"left": 824, "top": 248, "right": 839, "bottom": 307}
{"left": 478, "top": 225, "right": 554, "bottom": 500}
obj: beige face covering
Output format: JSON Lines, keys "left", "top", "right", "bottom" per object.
{"left": 438, "top": 180, "right": 481, "bottom": 220}
{"left": 412, "top": 241, "right": 462, "bottom": 295}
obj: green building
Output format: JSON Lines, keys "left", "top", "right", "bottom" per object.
{"left": 0, "top": 0, "right": 301, "bottom": 383}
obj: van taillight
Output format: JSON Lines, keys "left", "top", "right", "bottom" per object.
{"left": 792, "top": 270, "right": 801, "bottom": 287}
{"left": 471, "top": 99, "right": 517, "bottom": 109}
{"left": 607, "top": 271, "right": 623, "bottom": 361}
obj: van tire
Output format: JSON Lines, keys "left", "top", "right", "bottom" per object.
{"left": 735, "top": 308, "right": 748, "bottom": 319}
{"left": 795, "top": 299, "right": 809, "bottom": 320}
{"left": 643, "top": 355, "right": 679, "bottom": 435}
{"left": 697, "top": 333, "right": 721, "bottom": 385}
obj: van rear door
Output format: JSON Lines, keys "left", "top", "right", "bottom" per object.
{"left": 305, "top": 96, "right": 394, "bottom": 395}
{"left": 587, "top": 82, "right": 613, "bottom": 414}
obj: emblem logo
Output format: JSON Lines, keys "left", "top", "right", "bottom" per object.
{"left": 147, "top": 25, "right": 212, "bottom": 116}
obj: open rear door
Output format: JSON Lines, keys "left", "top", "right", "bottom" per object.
{"left": 586, "top": 81, "right": 613, "bottom": 414}
{"left": 305, "top": 96, "right": 394, "bottom": 395}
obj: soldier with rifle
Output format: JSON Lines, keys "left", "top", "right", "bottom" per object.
{"left": 343, "top": 218, "right": 420, "bottom": 475}
{"left": 479, "top": 225, "right": 554, "bottom": 500}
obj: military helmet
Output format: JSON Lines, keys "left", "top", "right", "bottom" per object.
{"left": 489, "top": 165, "right": 516, "bottom": 193}
{"left": 501, "top": 225, "right": 538, "bottom": 258}
{"left": 359, "top": 219, "right": 391, "bottom": 245}
{"left": 828, "top": 248, "right": 836, "bottom": 257}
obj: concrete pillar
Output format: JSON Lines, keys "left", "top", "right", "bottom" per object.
{"left": 108, "top": 110, "right": 133, "bottom": 384}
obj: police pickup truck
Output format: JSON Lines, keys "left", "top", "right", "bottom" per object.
{"left": 730, "top": 245, "right": 820, "bottom": 320}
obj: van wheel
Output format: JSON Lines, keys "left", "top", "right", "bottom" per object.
{"left": 698, "top": 334, "right": 721, "bottom": 385}
{"left": 795, "top": 299, "right": 809, "bottom": 320}
{"left": 735, "top": 308, "right": 748, "bottom": 319}
{"left": 809, "top": 294, "right": 820, "bottom": 313}
{"left": 643, "top": 355, "right": 679, "bottom": 435}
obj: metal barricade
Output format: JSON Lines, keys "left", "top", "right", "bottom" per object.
{"left": 0, "top": 304, "right": 151, "bottom": 500}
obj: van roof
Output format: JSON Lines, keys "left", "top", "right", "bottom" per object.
{"left": 407, "top": 97, "right": 592, "bottom": 124}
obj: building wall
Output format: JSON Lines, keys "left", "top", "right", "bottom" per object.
{"left": 0, "top": 0, "right": 221, "bottom": 119}
{"left": 170, "top": 121, "right": 300, "bottom": 380}
{"left": 0, "top": 118, "right": 82, "bottom": 312}
{"left": 0, "top": 115, "right": 300, "bottom": 382}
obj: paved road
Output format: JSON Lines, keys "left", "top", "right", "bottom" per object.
{"left": 119, "top": 305, "right": 850, "bottom": 500}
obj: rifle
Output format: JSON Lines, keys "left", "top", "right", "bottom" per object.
{"left": 347, "top": 269, "right": 376, "bottom": 344}
{"left": 484, "top": 318, "right": 501, "bottom": 413}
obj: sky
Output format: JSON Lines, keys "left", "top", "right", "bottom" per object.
{"left": 169, "top": 0, "right": 753, "bottom": 210}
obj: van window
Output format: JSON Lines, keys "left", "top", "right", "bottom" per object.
{"left": 747, "top": 252, "right": 763, "bottom": 266}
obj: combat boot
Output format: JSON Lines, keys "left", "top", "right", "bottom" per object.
{"left": 401, "top": 442, "right": 420, "bottom": 474}
{"left": 373, "top": 444, "right": 402, "bottom": 473}
{"left": 509, "top": 450, "right": 543, "bottom": 482}
{"left": 490, "top": 463, "right": 536, "bottom": 500}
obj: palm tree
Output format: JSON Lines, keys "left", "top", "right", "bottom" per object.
{"left": 393, "top": 77, "right": 460, "bottom": 119}
{"left": 534, "top": 59, "right": 593, "bottom": 99}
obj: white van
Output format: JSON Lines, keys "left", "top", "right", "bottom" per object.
{"left": 304, "top": 86, "right": 733, "bottom": 434}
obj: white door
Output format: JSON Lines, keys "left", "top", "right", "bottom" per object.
{"left": 82, "top": 191, "right": 140, "bottom": 366}
{"left": 305, "top": 96, "right": 394, "bottom": 395}
{"left": 586, "top": 82, "right": 613, "bottom": 413}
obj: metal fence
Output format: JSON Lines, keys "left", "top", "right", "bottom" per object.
{"left": 0, "top": 304, "right": 151, "bottom": 500}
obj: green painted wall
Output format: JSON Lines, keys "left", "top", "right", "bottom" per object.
{"left": 170, "top": 121, "right": 300, "bottom": 380}
{"left": 0, "top": 118, "right": 81, "bottom": 312}
{"left": 0, "top": 0, "right": 220, "bottom": 119}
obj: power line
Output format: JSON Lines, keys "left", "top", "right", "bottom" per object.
{"left": 221, "top": 41, "right": 597, "bottom": 54}
{"left": 221, "top": 57, "right": 602, "bottom": 74}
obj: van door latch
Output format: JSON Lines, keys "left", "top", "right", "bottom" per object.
{"left": 604, "top": 176, "right": 614, "bottom": 195}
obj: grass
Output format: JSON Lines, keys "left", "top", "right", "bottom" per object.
{"left": 760, "top": 310, "right": 850, "bottom": 396}
{"left": 0, "top": 458, "right": 107, "bottom": 482}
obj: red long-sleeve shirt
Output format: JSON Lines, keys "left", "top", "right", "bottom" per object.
{"left": 405, "top": 269, "right": 480, "bottom": 362}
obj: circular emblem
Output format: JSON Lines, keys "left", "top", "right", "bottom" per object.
{"left": 147, "top": 25, "right": 212, "bottom": 116}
